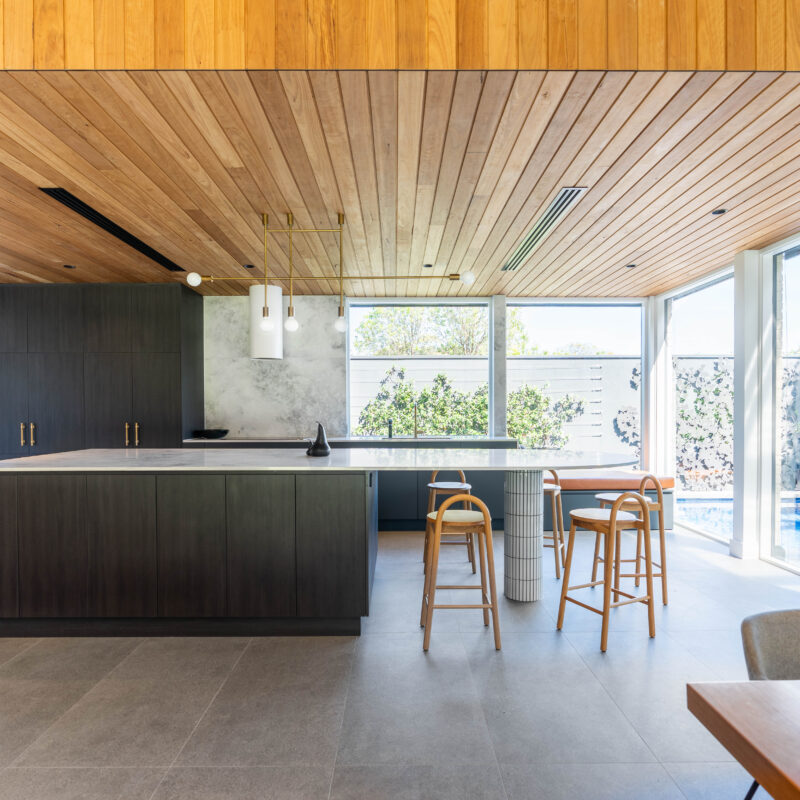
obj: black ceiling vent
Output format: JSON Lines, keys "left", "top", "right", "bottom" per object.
{"left": 39, "top": 187, "right": 185, "bottom": 273}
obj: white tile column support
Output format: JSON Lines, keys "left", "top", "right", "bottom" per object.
{"left": 491, "top": 295, "right": 507, "bottom": 438}
{"left": 642, "top": 295, "right": 673, "bottom": 474}
{"left": 732, "top": 250, "right": 762, "bottom": 559}
{"left": 504, "top": 469, "right": 543, "bottom": 601}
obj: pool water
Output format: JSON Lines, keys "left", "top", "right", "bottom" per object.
{"left": 676, "top": 496, "right": 800, "bottom": 565}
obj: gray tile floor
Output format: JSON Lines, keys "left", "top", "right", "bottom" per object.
{"left": 0, "top": 527, "right": 798, "bottom": 799}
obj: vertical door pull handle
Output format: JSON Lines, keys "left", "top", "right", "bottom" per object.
{"left": 134, "top": 422, "right": 140, "bottom": 447}
{"left": 20, "top": 422, "right": 25, "bottom": 447}
{"left": 124, "top": 422, "right": 130, "bottom": 447}
{"left": 29, "top": 422, "right": 35, "bottom": 446}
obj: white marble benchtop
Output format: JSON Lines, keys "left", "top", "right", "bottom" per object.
{"left": 0, "top": 448, "right": 637, "bottom": 472}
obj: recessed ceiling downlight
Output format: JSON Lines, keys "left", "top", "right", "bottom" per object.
{"left": 63, "top": 264, "right": 76, "bottom": 269}
{"left": 711, "top": 208, "right": 727, "bottom": 216}
{"left": 625, "top": 264, "right": 636, "bottom": 269}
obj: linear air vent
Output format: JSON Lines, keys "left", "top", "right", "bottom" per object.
{"left": 39, "top": 188, "right": 185, "bottom": 273}
{"left": 501, "top": 187, "right": 587, "bottom": 272}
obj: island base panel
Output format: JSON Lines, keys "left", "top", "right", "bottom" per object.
{"left": 504, "top": 470, "right": 543, "bottom": 602}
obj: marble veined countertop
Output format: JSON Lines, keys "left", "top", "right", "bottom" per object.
{"left": 0, "top": 448, "right": 637, "bottom": 472}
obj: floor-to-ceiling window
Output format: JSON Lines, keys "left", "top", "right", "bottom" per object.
{"left": 669, "top": 277, "right": 735, "bottom": 540}
{"left": 348, "top": 301, "right": 490, "bottom": 437}
{"left": 506, "top": 303, "right": 642, "bottom": 456}
{"left": 772, "top": 246, "right": 800, "bottom": 568}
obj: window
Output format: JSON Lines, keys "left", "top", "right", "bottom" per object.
{"left": 668, "top": 277, "right": 734, "bottom": 541}
{"left": 348, "top": 302, "right": 490, "bottom": 437}
{"left": 506, "top": 303, "right": 642, "bottom": 454}
{"left": 772, "top": 247, "right": 800, "bottom": 569}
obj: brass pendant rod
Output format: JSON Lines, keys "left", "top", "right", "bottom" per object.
{"left": 338, "top": 212, "right": 344, "bottom": 313}
{"left": 287, "top": 212, "right": 294, "bottom": 313}
{"left": 262, "top": 212, "right": 269, "bottom": 318}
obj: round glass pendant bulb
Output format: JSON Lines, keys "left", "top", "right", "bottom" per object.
{"left": 186, "top": 271, "right": 202, "bottom": 287}
{"left": 333, "top": 316, "right": 347, "bottom": 333}
{"left": 284, "top": 316, "right": 299, "bottom": 332}
{"left": 459, "top": 270, "right": 476, "bottom": 286}
{"left": 259, "top": 315, "right": 275, "bottom": 332}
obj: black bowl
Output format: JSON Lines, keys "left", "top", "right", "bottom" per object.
{"left": 193, "top": 429, "right": 229, "bottom": 440}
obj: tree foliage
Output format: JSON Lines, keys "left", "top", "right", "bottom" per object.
{"left": 354, "top": 366, "right": 585, "bottom": 446}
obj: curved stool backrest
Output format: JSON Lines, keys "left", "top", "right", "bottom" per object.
{"left": 637, "top": 473, "right": 664, "bottom": 506}
{"left": 434, "top": 492, "right": 492, "bottom": 532}
{"left": 545, "top": 468, "right": 560, "bottom": 486}
{"left": 610, "top": 491, "right": 650, "bottom": 535}
{"left": 430, "top": 469, "right": 467, "bottom": 484}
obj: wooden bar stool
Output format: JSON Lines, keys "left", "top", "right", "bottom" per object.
{"left": 423, "top": 469, "right": 475, "bottom": 574}
{"left": 557, "top": 493, "right": 656, "bottom": 652}
{"left": 544, "top": 469, "right": 566, "bottom": 578}
{"left": 420, "top": 494, "right": 501, "bottom": 652}
{"left": 594, "top": 474, "right": 669, "bottom": 605}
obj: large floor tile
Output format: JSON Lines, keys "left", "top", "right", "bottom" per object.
{"left": 336, "top": 633, "right": 496, "bottom": 767}
{"left": 176, "top": 638, "right": 354, "bottom": 767}
{"left": 16, "top": 676, "right": 226, "bottom": 767}
{"left": 330, "top": 764, "right": 507, "bottom": 800}
{"left": 500, "top": 763, "right": 684, "bottom": 800}
{"left": 0, "top": 767, "right": 164, "bottom": 799}
{"left": 0, "top": 640, "right": 39, "bottom": 669}
{"left": 664, "top": 762, "right": 769, "bottom": 800}
{"left": 151, "top": 766, "right": 331, "bottom": 799}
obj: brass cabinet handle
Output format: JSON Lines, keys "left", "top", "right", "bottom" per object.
{"left": 125, "top": 422, "right": 130, "bottom": 447}
{"left": 29, "top": 422, "right": 35, "bottom": 446}
{"left": 20, "top": 422, "right": 25, "bottom": 447}
{"left": 134, "top": 422, "right": 140, "bottom": 447}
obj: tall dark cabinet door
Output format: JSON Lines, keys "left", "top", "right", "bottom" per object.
{"left": 130, "top": 285, "right": 180, "bottom": 353}
{"left": 27, "top": 286, "right": 85, "bottom": 352}
{"left": 28, "top": 353, "right": 84, "bottom": 455}
{"left": 0, "top": 354, "right": 29, "bottom": 457}
{"left": 84, "top": 354, "right": 132, "bottom": 448}
{"left": 18, "top": 474, "right": 87, "bottom": 617}
{"left": 84, "top": 286, "right": 132, "bottom": 352}
{"left": 156, "top": 475, "right": 226, "bottom": 617}
{"left": 296, "top": 475, "right": 367, "bottom": 618}
{"left": 0, "top": 286, "right": 28, "bottom": 352}
{"left": 87, "top": 475, "right": 157, "bottom": 616}
{"left": 132, "top": 353, "right": 181, "bottom": 447}
{"left": 0, "top": 475, "right": 18, "bottom": 617}
{"left": 226, "top": 475, "right": 296, "bottom": 617}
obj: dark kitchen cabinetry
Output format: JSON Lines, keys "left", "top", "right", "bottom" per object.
{"left": 0, "top": 283, "right": 203, "bottom": 454}
{"left": 156, "top": 474, "right": 227, "bottom": 617}
{"left": 17, "top": 474, "right": 88, "bottom": 617}
{"left": 296, "top": 473, "right": 371, "bottom": 618}
{"left": 87, "top": 475, "right": 157, "bottom": 617}
{"left": 226, "top": 474, "right": 296, "bottom": 617}
{"left": 0, "top": 476, "right": 18, "bottom": 617}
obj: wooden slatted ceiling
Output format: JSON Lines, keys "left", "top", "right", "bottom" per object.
{"left": 2, "top": 0, "right": 800, "bottom": 70}
{"left": 0, "top": 69, "right": 799, "bottom": 298}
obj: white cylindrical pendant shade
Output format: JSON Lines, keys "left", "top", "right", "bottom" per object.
{"left": 249, "top": 284, "right": 283, "bottom": 359}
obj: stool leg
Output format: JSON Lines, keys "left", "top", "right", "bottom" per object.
{"left": 465, "top": 492, "right": 476, "bottom": 572}
{"left": 476, "top": 528, "right": 490, "bottom": 627}
{"left": 550, "top": 491, "right": 561, "bottom": 579}
{"left": 613, "top": 530, "right": 622, "bottom": 596}
{"left": 556, "top": 492, "right": 566, "bottom": 568}
{"left": 634, "top": 525, "right": 643, "bottom": 588}
{"left": 420, "top": 520, "right": 434, "bottom": 625}
{"left": 483, "top": 523, "right": 501, "bottom": 650}
{"left": 642, "top": 523, "right": 656, "bottom": 639}
{"left": 422, "top": 524, "right": 442, "bottom": 651}
{"left": 601, "top": 528, "right": 615, "bottom": 653}
{"left": 423, "top": 518, "right": 432, "bottom": 575}
{"left": 591, "top": 531, "right": 602, "bottom": 582}
{"left": 557, "top": 521, "right": 578, "bottom": 630}
{"left": 658, "top": 507, "right": 668, "bottom": 605}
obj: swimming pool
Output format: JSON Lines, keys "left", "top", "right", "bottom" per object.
{"left": 676, "top": 496, "right": 800, "bottom": 565}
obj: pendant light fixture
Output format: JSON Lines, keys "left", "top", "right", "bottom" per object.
{"left": 284, "top": 213, "right": 299, "bottom": 332}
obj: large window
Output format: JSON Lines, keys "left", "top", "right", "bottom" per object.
{"left": 348, "top": 303, "right": 490, "bottom": 437}
{"left": 772, "top": 247, "right": 800, "bottom": 568}
{"left": 668, "top": 277, "right": 734, "bottom": 540}
{"left": 506, "top": 303, "right": 642, "bottom": 454}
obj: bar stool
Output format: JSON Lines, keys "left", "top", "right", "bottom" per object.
{"left": 557, "top": 493, "right": 655, "bottom": 652}
{"left": 423, "top": 470, "right": 475, "bottom": 574}
{"left": 593, "top": 474, "right": 668, "bottom": 605}
{"left": 420, "top": 494, "right": 501, "bottom": 652}
{"left": 544, "top": 469, "right": 566, "bottom": 578}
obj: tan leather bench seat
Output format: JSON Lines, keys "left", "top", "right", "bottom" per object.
{"left": 555, "top": 469, "right": 675, "bottom": 492}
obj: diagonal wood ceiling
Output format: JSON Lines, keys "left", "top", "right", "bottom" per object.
{"left": 0, "top": 69, "right": 798, "bottom": 298}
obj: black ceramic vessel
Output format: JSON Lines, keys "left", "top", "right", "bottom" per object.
{"left": 306, "top": 422, "right": 331, "bottom": 457}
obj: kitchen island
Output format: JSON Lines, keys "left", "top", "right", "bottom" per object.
{"left": 0, "top": 447, "right": 636, "bottom": 634}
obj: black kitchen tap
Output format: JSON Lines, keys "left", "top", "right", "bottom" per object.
{"left": 387, "top": 419, "right": 393, "bottom": 439}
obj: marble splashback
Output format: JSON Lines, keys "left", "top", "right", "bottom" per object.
{"left": 203, "top": 295, "right": 347, "bottom": 438}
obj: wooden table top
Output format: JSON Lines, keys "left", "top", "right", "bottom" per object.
{"left": 687, "top": 681, "right": 800, "bottom": 800}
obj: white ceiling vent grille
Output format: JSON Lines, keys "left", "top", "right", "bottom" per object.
{"left": 501, "top": 187, "right": 587, "bottom": 272}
